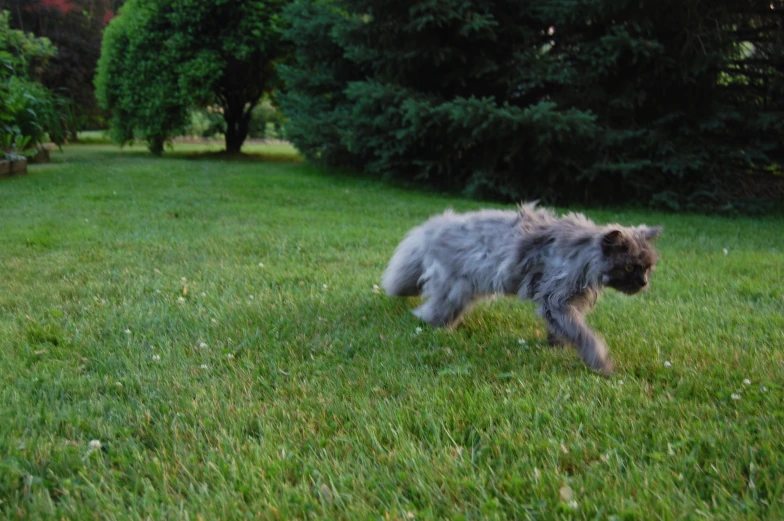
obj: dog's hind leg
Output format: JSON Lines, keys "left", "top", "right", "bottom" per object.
{"left": 413, "top": 277, "right": 474, "bottom": 328}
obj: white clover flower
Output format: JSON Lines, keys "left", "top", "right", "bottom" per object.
{"left": 200, "top": 364, "right": 208, "bottom": 370}
{"left": 201, "top": 292, "right": 206, "bottom": 297}
{"left": 372, "top": 284, "right": 380, "bottom": 294}
{"left": 88, "top": 440, "right": 102, "bottom": 450}
{"left": 177, "top": 297, "right": 185, "bottom": 303}
{"left": 743, "top": 378, "right": 751, "bottom": 386}
{"left": 731, "top": 393, "right": 741, "bottom": 401}
{"left": 152, "top": 354, "right": 161, "bottom": 361}
{"left": 723, "top": 248, "right": 729, "bottom": 256}
{"left": 123, "top": 329, "right": 131, "bottom": 335}
{"left": 227, "top": 354, "right": 235, "bottom": 360}
{"left": 258, "top": 262, "right": 265, "bottom": 268}
{"left": 115, "top": 382, "right": 123, "bottom": 388}
{"left": 517, "top": 338, "right": 526, "bottom": 345}
{"left": 568, "top": 500, "right": 579, "bottom": 510}
{"left": 211, "top": 318, "right": 218, "bottom": 324}
{"left": 559, "top": 485, "right": 574, "bottom": 502}
{"left": 199, "top": 342, "right": 208, "bottom": 349}
{"left": 248, "top": 295, "right": 254, "bottom": 300}
{"left": 323, "top": 284, "right": 328, "bottom": 290}
{"left": 415, "top": 327, "right": 423, "bottom": 334}
{"left": 618, "top": 380, "right": 624, "bottom": 385}
{"left": 664, "top": 361, "right": 672, "bottom": 368}
{"left": 181, "top": 277, "right": 187, "bottom": 282}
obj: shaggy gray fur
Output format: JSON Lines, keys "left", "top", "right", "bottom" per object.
{"left": 382, "top": 203, "right": 662, "bottom": 374}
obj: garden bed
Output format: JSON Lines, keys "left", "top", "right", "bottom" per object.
{"left": 0, "top": 157, "right": 27, "bottom": 177}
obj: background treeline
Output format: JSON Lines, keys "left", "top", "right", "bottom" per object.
{"left": 3, "top": 0, "right": 783, "bottom": 212}
{"left": 280, "top": 0, "right": 784, "bottom": 212}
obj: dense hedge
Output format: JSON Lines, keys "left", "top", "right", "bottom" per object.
{"left": 280, "top": 0, "right": 784, "bottom": 212}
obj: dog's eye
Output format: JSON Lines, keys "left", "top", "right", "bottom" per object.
{"left": 624, "top": 264, "right": 634, "bottom": 273}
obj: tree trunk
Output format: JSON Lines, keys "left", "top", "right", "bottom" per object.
{"left": 224, "top": 101, "right": 253, "bottom": 155}
{"left": 148, "top": 135, "right": 164, "bottom": 156}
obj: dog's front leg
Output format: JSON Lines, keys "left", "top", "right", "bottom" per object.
{"left": 543, "top": 304, "right": 614, "bottom": 374}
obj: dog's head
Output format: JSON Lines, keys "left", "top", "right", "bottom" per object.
{"left": 601, "top": 226, "right": 662, "bottom": 295}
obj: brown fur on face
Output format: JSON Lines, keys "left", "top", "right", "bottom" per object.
{"left": 602, "top": 228, "right": 661, "bottom": 294}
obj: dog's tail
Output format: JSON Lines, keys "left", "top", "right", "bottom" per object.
{"left": 382, "top": 228, "right": 426, "bottom": 297}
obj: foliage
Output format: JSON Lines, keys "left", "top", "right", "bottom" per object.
{"left": 0, "top": 10, "right": 65, "bottom": 149}
{"left": 73, "top": 129, "right": 112, "bottom": 144}
{"left": 282, "top": 0, "right": 784, "bottom": 212}
{"left": 572, "top": 0, "right": 784, "bottom": 211}
{"left": 0, "top": 133, "right": 33, "bottom": 160}
{"left": 278, "top": 0, "right": 369, "bottom": 167}
{"left": 95, "top": 0, "right": 290, "bottom": 155}
{"left": 248, "top": 100, "right": 288, "bottom": 139}
{"left": 185, "top": 107, "right": 226, "bottom": 139}
{"left": 1, "top": 144, "right": 783, "bottom": 518}
{"left": 7, "top": 1, "right": 121, "bottom": 136}
{"left": 94, "top": 1, "right": 189, "bottom": 154}
{"left": 3, "top": 76, "right": 66, "bottom": 147}
{"left": 0, "top": 10, "right": 57, "bottom": 74}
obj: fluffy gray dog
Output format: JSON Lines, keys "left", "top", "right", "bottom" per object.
{"left": 382, "top": 203, "right": 662, "bottom": 374}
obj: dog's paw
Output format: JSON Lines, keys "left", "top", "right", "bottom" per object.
{"left": 596, "top": 357, "right": 615, "bottom": 376}
{"left": 547, "top": 332, "right": 567, "bottom": 348}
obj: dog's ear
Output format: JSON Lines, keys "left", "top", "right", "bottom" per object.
{"left": 642, "top": 226, "right": 663, "bottom": 242}
{"left": 602, "top": 229, "right": 628, "bottom": 255}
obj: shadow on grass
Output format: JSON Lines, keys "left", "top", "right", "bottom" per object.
{"left": 175, "top": 150, "right": 304, "bottom": 164}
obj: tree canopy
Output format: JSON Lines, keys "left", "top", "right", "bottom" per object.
{"left": 281, "top": 0, "right": 784, "bottom": 211}
{"left": 1, "top": 9, "right": 65, "bottom": 151}
{"left": 6, "top": 0, "right": 120, "bottom": 136}
{"left": 95, "top": 0, "right": 289, "bottom": 155}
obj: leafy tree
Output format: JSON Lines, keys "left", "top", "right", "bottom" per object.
{"left": 282, "top": 0, "right": 784, "bottom": 211}
{"left": 1, "top": 9, "right": 65, "bottom": 152}
{"left": 94, "top": 1, "right": 189, "bottom": 154}
{"left": 95, "top": 0, "right": 289, "bottom": 155}
{"left": 5, "top": 0, "right": 121, "bottom": 137}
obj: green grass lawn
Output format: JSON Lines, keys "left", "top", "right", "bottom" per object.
{"left": 1, "top": 144, "right": 783, "bottom": 520}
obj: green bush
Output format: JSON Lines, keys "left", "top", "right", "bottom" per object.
{"left": 186, "top": 107, "right": 226, "bottom": 139}
{"left": 248, "top": 101, "right": 288, "bottom": 140}
{"left": 279, "top": 1, "right": 368, "bottom": 167}
{"left": 0, "top": 10, "right": 65, "bottom": 151}
{"left": 4, "top": 77, "right": 66, "bottom": 147}
{"left": 281, "top": 0, "right": 784, "bottom": 212}
{"left": 1, "top": 133, "right": 32, "bottom": 160}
